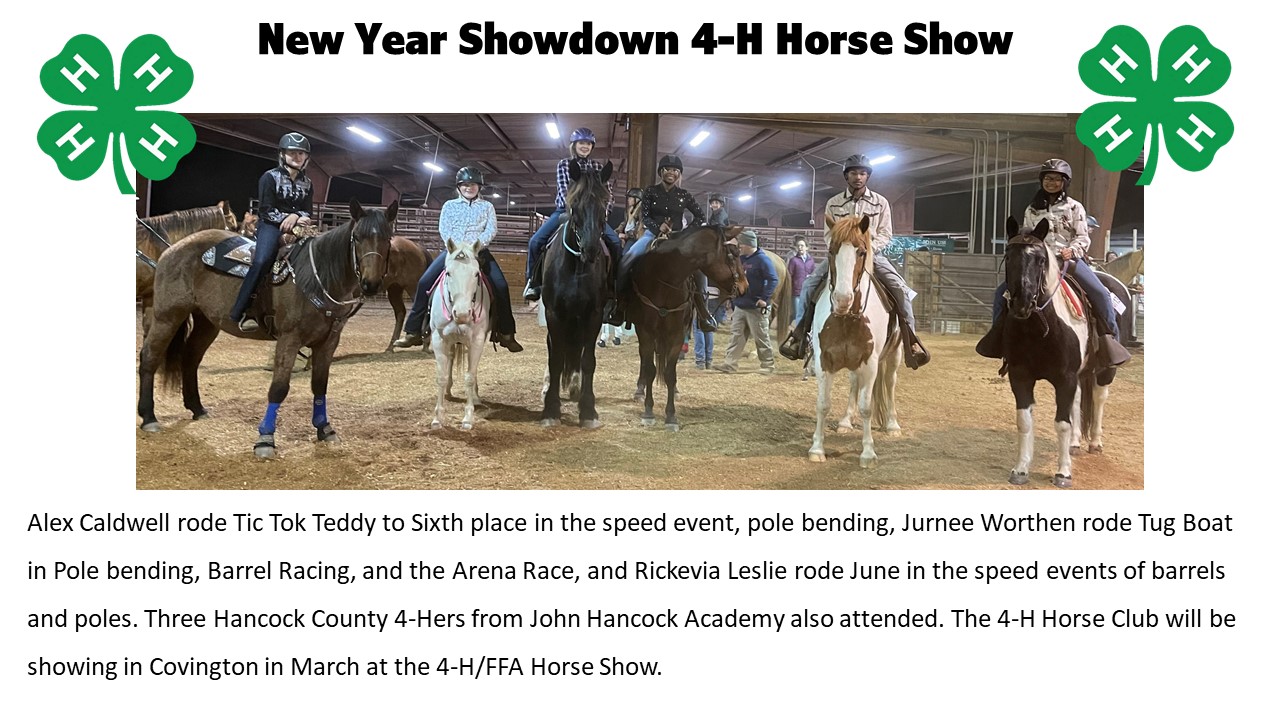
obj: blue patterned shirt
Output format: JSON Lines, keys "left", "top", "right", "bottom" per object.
{"left": 554, "top": 157, "right": 614, "bottom": 213}
{"left": 439, "top": 197, "right": 496, "bottom": 247}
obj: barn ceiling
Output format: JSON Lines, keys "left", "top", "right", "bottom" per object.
{"left": 187, "top": 112, "right": 1075, "bottom": 221}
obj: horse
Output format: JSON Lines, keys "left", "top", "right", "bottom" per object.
{"left": 241, "top": 210, "right": 259, "bottom": 238}
{"left": 808, "top": 213, "right": 902, "bottom": 467}
{"left": 382, "top": 236, "right": 431, "bottom": 352}
{"left": 539, "top": 160, "right": 613, "bottom": 428}
{"left": 137, "top": 199, "right": 397, "bottom": 458}
{"left": 428, "top": 238, "right": 490, "bottom": 431}
{"left": 137, "top": 201, "right": 239, "bottom": 332}
{"left": 996, "top": 216, "right": 1116, "bottom": 488}
{"left": 627, "top": 224, "right": 748, "bottom": 429}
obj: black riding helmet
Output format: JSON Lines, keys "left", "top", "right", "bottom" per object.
{"left": 455, "top": 166, "right": 484, "bottom": 186}
{"left": 842, "top": 154, "right": 873, "bottom": 175}
{"left": 626, "top": 187, "right": 643, "bottom": 200}
{"left": 658, "top": 155, "right": 683, "bottom": 172}
{"left": 278, "top": 132, "right": 311, "bottom": 170}
{"left": 1039, "top": 158, "right": 1072, "bottom": 184}
{"left": 709, "top": 192, "right": 726, "bottom": 203}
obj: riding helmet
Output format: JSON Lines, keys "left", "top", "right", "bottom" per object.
{"left": 658, "top": 154, "right": 684, "bottom": 172}
{"left": 456, "top": 166, "right": 485, "bottom": 186}
{"left": 709, "top": 192, "right": 726, "bottom": 204}
{"left": 1039, "top": 158, "right": 1072, "bottom": 182}
{"left": 627, "top": 187, "right": 643, "bottom": 200}
{"left": 842, "top": 154, "right": 873, "bottom": 175}
{"left": 279, "top": 133, "right": 311, "bottom": 154}
{"left": 569, "top": 127, "right": 596, "bottom": 146}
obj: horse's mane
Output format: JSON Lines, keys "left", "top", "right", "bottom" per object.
{"left": 292, "top": 210, "right": 388, "bottom": 300}
{"left": 829, "top": 214, "right": 871, "bottom": 253}
{"left": 564, "top": 168, "right": 609, "bottom": 210}
{"left": 143, "top": 206, "right": 230, "bottom": 242}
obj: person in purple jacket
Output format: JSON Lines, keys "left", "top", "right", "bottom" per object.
{"left": 786, "top": 237, "right": 815, "bottom": 322}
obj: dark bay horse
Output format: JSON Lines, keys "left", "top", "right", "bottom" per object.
{"left": 996, "top": 216, "right": 1116, "bottom": 488}
{"left": 539, "top": 160, "right": 613, "bottom": 428}
{"left": 136, "top": 201, "right": 238, "bottom": 332}
{"left": 138, "top": 199, "right": 397, "bottom": 458}
{"left": 626, "top": 224, "right": 748, "bottom": 430}
{"left": 382, "top": 236, "right": 431, "bottom": 352}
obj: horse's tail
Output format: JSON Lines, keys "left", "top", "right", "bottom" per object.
{"left": 1080, "top": 369, "right": 1097, "bottom": 433}
{"left": 159, "top": 321, "right": 189, "bottom": 393}
{"left": 872, "top": 322, "right": 903, "bottom": 428}
{"left": 774, "top": 271, "right": 793, "bottom": 344}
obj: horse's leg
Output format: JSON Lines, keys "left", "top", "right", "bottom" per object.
{"left": 1087, "top": 369, "right": 1113, "bottom": 453}
{"left": 541, "top": 332, "right": 563, "bottom": 426}
{"left": 856, "top": 361, "right": 879, "bottom": 468}
{"left": 637, "top": 333, "right": 657, "bottom": 425}
{"left": 578, "top": 329, "right": 602, "bottom": 430}
{"left": 431, "top": 334, "right": 450, "bottom": 430}
{"left": 880, "top": 349, "right": 903, "bottom": 435}
{"left": 254, "top": 336, "right": 303, "bottom": 459}
{"left": 180, "top": 314, "right": 220, "bottom": 420}
{"left": 309, "top": 330, "right": 342, "bottom": 444}
{"left": 1053, "top": 378, "right": 1079, "bottom": 488}
{"left": 663, "top": 343, "right": 681, "bottom": 431}
{"left": 836, "top": 382, "right": 857, "bottom": 435}
{"left": 386, "top": 286, "right": 406, "bottom": 352}
{"left": 808, "top": 359, "right": 834, "bottom": 462}
{"left": 461, "top": 335, "right": 484, "bottom": 431}
{"left": 1069, "top": 385, "right": 1083, "bottom": 454}
{"left": 1008, "top": 372, "right": 1037, "bottom": 485}
{"left": 137, "top": 313, "right": 188, "bottom": 432}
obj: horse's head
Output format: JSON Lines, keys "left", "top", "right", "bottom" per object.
{"left": 217, "top": 201, "right": 237, "bottom": 231}
{"left": 700, "top": 225, "right": 749, "bottom": 298}
{"left": 825, "top": 212, "right": 873, "bottom": 317}
{"left": 242, "top": 211, "right": 259, "bottom": 238}
{"left": 441, "top": 238, "right": 484, "bottom": 325}
{"left": 348, "top": 198, "right": 398, "bottom": 296}
{"left": 1004, "top": 216, "right": 1054, "bottom": 320}
{"left": 565, "top": 160, "right": 613, "bottom": 262}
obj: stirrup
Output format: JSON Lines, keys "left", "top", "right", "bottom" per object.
{"left": 523, "top": 281, "right": 540, "bottom": 301}
{"left": 779, "top": 332, "right": 807, "bottom": 361}
{"left": 238, "top": 317, "right": 260, "bottom": 333}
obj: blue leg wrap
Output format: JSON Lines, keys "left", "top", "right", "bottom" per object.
{"left": 258, "top": 402, "right": 281, "bottom": 436}
{"left": 312, "top": 396, "right": 329, "bottom": 428}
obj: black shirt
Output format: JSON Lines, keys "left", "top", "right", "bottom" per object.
{"left": 641, "top": 183, "right": 705, "bottom": 236}
{"left": 258, "top": 167, "right": 313, "bottom": 226}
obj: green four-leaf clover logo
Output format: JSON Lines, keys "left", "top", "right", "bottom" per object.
{"left": 37, "top": 34, "right": 196, "bottom": 195}
{"left": 1078, "top": 25, "right": 1233, "bottom": 185}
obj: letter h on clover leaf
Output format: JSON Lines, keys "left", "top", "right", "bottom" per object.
{"left": 38, "top": 34, "right": 196, "bottom": 195}
{"left": 1077, "top": 25, "right": 1233, "bottom": 185}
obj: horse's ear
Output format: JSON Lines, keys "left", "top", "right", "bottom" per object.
{"left": 1032, "top": 218, "right": 1051, "bottom": 240}
{"left": 600, "top": 161, "right": 613, "bottom": 184}
{"left": 470, "top": 240, "right": 482, "bottom": 256}
{"left": 824, "top": 213, "right": 835, "bottom": 229}
{"left": 568, "top": 161, "right": 582, "bottom": 183}
{"left": 724, "top": 225, "right": 743, "bottom": 240}
{"left": 350, "top": 198, "right": 365, "bottom": 220}
{"left": 385, "top": 199, "right": 400, "bottom": 225}
{"left": 858, "top": 214, "right": 871, "bottom": 234}
{"left": 446, "top": 238, "right": 457, "bottom": 255}
{"left": 1006, "top": 217, "right": 1020, "bottom": 239}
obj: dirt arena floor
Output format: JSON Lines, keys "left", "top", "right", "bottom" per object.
{"left": 135, "top": 300, "right": 1144, "bottom": 491}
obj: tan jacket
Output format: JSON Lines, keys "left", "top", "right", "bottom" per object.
{"left": 1023, "top": 196, "right": 1090, "bottom": 258}
{"left": 824, "top": 188, "right": 893, "bottom": 252}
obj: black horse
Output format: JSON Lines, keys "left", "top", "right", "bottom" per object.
{"left": 625, "top": 225, "right": 748, "bottom": 430}
{"left": 539, "top": 161, "right": 613, "bottom": 428}
{"left": 998, "top": 216, "right": 1117, "bottom": 488}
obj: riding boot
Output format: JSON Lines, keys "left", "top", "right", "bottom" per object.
{"left": 779, "top": 308, "right": 812, "bottom": 361}
{"left": 393, "top": 333, "right": 424, "bottom": 348}
{"left": 695, "top": 301, "right": 718, "bottom": 333}
{"left": 976, "top": 316, "right": 1006, "bottom": 359}
{"left": 1097, "top": 334, "right": 1131, "bottom": 367}
{"left": 901, "top": 318, "right": 930, "bottom": 370}
{"left": 491, "top": 331, "right": 524, "bottom": 353}
{"left": 604, "top": 262, "right": 627, "bottom": 326}
{"left": 523, "top": 250, "right": 544, "bottom": 301}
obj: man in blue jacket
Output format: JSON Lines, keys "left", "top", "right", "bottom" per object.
{"left": 713, "top": 230, "right": 778, "bottom": 374}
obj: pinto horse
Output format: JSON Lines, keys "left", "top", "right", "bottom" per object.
{"left": 808, "top": 213, "right": 902, "bottom": 466}
{"left": 997, "top": 217, "right": 1116, "bottom": 488}
{"left": 626, "top": 224, "right": 747, "bottom": 429}
{"left": 137, "top": 199, "right": 396, "bottom": 458}
{"left": 136, "top": 201, "right": 238, "bottom": 332}
{"left": 539, "top": 160, "right": 613, "bottom": 428}
{"left": 429, "top": 238, "right": 490, "bottom": 431}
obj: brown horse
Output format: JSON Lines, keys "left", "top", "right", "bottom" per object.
{"left": 627, "top": 225, "right": 748, "bottom": 429}
{"left": 760, "top": 248, "right": 794, "bottom": 344}
{"left": 381, "top": 236, "right": 431, "bottom": 351}
{"left": 137, "top": 201, "right": 239, "bottom": 332}
{"left": 137, "top": 199, "right": 397, "bottom": 458}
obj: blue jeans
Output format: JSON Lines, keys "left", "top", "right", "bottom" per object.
{"left": 230, "top": 222, "right": 281, "bottom": 322}
{"left": 792, "top": 295, "right": 803, "bottom": 322}
{"left": 694, "top": 298, "right": 727, "bottom": 364}
{"left": 405, "top": 250, "right": 515, "bottom": 336}
{"left": 527, "top": 211, "right": 623, "bottom": 283}
{"left": 993, "top": 260, "right": 1119, "bottom": 336}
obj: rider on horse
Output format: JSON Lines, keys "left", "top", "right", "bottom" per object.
{"left": 976, "top": 158, "right": 1130, "bottom": 368}
{"left": 523, "top": 127, "right": 624, "bottom": 302}
{"left": 230, "top": 132, "right": 315, "bottom": 333}
{"left": 779, "top": 154, "right": 931, "bottom": 369}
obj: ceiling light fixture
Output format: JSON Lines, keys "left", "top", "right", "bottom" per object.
{"left": 347, "top": 126, "right": 382, "bottom": 143}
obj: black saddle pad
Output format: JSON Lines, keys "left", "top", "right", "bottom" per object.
{"left": 200, "top": 235, "right": 290, "bottom": 283}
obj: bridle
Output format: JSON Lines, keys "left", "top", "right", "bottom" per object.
{"left": 1003, "top": 234, "right": 1062, "bottom": 335}
{"left": 827, "top": 233, "right": 871, "bottom": 319}
{"left": 300, "top": 223, "right": 389, "bottom": 314}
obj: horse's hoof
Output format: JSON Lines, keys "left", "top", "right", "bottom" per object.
{"left": 665, "top": 422, "right": 680, "bottom": 432}
{"left": 1009, "top": 471, "right": 1030, "bottom": 485}
{"left": 860, "top": 455, "right": 877, "bottom": 469}
{"left": 632, "top": 393, "right": 645, "bottom": 403}
{"left": 141, "top": 422, "right": 162, "bottom": 433}
{"left": 540, "top": 418, "right": 560, "bottom": 428}
{"left": 430, "top": 419, "right": 443, "bottom": 430}
{"left": 460, "top": 421, "right": 474, "bottom": 431}
{"left": 254, "top": 438, "right": 277, "bottom": 460}
{"left": 808, "top": 451, "right": 826, "bottom": 463}
{"left": 1088, "top": 444, "right": 1104, "bottom": 454}
{"left": 317, "top": 425, "right": 339, "bottom": 443}
{"left": 835, "top": 424, "right": 854, "bottom": 435}
{"left": 191, "top": 409, "right": 210, "bottom": 421}
{"left": 580, "top": 418, "right": 602, "bottom": 430}
{"left": 1053, "top": 474, "right": 1073, "bottom": 489}
{"left": 1070, "top": 445, "right": 1082, "bottom": 456}
{"left": 640, "top": 417, "right": 656, "bottom": 427}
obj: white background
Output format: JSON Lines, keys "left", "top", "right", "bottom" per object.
{"left": 2, "top": 2, "right": 1274, "bottom": 717}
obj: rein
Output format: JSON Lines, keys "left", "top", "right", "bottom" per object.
{"left": 431, "top": 260, "right": 484, "bottom": 326}
{"left": 293, "top": 226, "right": 385, "bottom": 319}
{"left": 136, "top": 217, "right": 171, "bottom": 251}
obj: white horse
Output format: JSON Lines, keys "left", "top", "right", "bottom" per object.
{"left": 808, "top": 213, "right": 902, "bottom": 467}
{"left": 429, "top": 239, "right": 491, "bottom": 431}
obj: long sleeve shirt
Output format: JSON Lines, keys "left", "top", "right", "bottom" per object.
{"left": 439, "top": 197, "right": 496, "bottom": 247}
{"left": 258, "top": 167, "right": 313, "bottom": 226}
{"left": 787, "top": 254, "right": 816, "bottom": 297}
{"left": 707, "top": 207, "right": 729, "bottom": 227}
{"left": 554, "top": 157, "right": 614, "bottom": 213}
{"left": 823, "top": 188, "right": 892, "bottom": 252}
{"left": 641, "top": 183, "right": 705, "bottom": 236}
{"left": 733, "top": 248, "right": 778, "bottom": 309}
{"left": 1023, "top": 195, "right": 1090, "bottom": 258}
